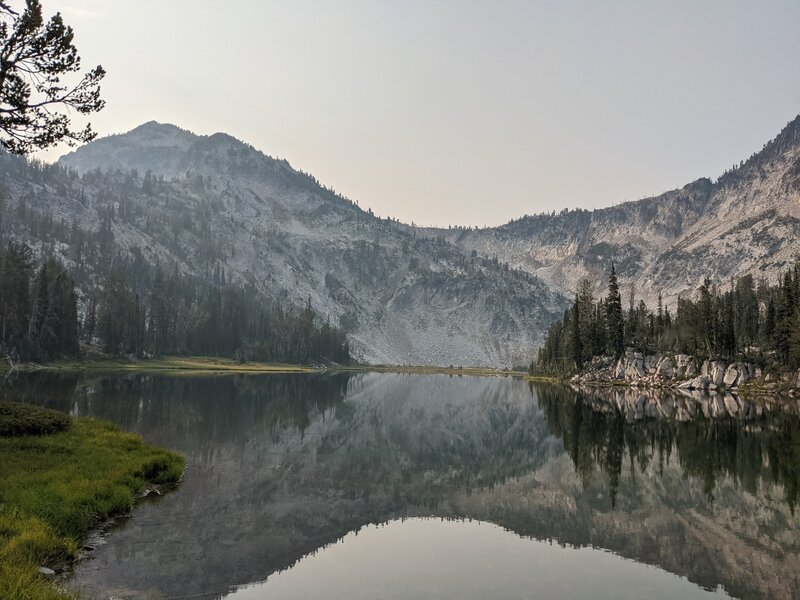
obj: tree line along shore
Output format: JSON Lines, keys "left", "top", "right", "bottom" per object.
{"left": 534, "top": 262, "right": 800, "bottom": 394}
{"left": 0, "top": 242, "right": 351, "bottom": 369}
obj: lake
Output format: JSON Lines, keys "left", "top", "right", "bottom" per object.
{"left": 4, "top": 372, "right": 799, "bottom": 599}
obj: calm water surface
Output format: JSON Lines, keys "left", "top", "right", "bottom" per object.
{"left": 4, "top": 372, "right": 799, "bottom": 599}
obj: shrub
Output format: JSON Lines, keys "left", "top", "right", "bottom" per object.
{"left": 0, "top": 402, "right": 70, "bottom": 437}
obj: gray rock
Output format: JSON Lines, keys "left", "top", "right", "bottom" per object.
{"left": 656, "top": 356, "right": 674, "bottom": 379}
{"left": 737, "top": 363, "right": 751, "bottom": 385}
{"left": 679, "top": 375, "right": 710, "bottom": 390}
{"left": 709, "top": 361, "right": 727, "bottom": 387}
{"left": 684, "top": 359, "right": 698, "bottom": 378}
{"left": 38, "top": 566, "right": 56, "bottom": 578}
{"left": 723, "top": 364, "right": 739, "bottom": 387}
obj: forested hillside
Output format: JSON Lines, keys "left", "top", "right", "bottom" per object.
{"left": 0, "top": 239, "right": 350, "bottom": 365}
{"left": 536, "top": 262, "right": 800, "bottom": 375}
{"left": 0, "top": 122, "right": 568, "bottom": 367}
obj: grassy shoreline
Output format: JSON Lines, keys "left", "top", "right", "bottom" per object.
{"left": 0, "top": 404, "right": 184, "bottom": 600}
{"left": 4, "top": 355, "right": 536, "bottom": 379}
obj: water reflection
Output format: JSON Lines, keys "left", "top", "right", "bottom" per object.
{"left": 3, "top": 372, "right": 799, "bottom": 599}
{"left": 230, "top": 518, "right": 730, "bottom": 600}
{"left": 540, "top": 385, "right": 800, "bottom": 510}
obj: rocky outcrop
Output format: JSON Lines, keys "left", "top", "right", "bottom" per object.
{"left": 434, "top": 115, "right": 800, "bottom": 312}
{"left": 570, "top": 350, "right": 776, "bottom": 392}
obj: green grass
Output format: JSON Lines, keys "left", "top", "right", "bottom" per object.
{"left": 0, "top": 413, "right": 184, "bottom": 600}
{"left": 42, "top": 355, "right": 322, "bottom": 375}
{"left": 36, "top": 355, "right": 531, "bottom": 379}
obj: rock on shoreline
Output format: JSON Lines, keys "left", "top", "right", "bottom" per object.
{"left": 571, "top": 350, "right": 799, "bottom": 394}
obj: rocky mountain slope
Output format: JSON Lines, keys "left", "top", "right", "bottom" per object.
{"left": 0, "top": 122, "right": 567, "bottom": 366}
{"left": 427, "top": 114, "right": 800, "bottom": 306}
{"left": 6, "top": 114, "right": 796, "bottom": 363}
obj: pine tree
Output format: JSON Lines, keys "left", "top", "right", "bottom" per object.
{"left": 698, "top": 277, "right": 715, "bottom": 355}
{"left": 775, "top": 271, "right": 796, "bottom": 364}
{"left": 0, "top": 0, "right": 105, "bottom": 153}
{"left": 719, "top": 292, "right": 736, "bottom": 359}
{"left": 577, "top": 279, "right": 594, "bottom": 363}
{"left": 605, "top": 264, "right": 624, "bottom": 356}
{"left": 656, "top": 292, "right": 664, "bottom": 337}
{"left": 571, "top": 294, "right": 582, "bottom": 369}
{"left": 0, "top": 242, "right": 33, "bottom": 356}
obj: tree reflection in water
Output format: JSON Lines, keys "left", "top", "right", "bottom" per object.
{"left": 537, "top": 384, "right": 800, "bottom": 511}
{"left": 3, "top": 372, "right": 798, "bottom": 600}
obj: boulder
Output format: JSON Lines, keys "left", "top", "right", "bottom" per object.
{"left": 673, "top": 354, "right": 695, "bottom": 379}
{"left": 684, "top": 359, "right": 698, "bottom": 378}
{"left": 678, "top": 375, "right": 710, "bottom": 390}
{"left": 655, "top": 356, "right": 674, "bottom": 379}
{"left": 625, "top": 359, "right": 645, "bottom": 381}
{"left": 613, "top": 359, "right": 625, "bottom": 380}
{"left": 38, "top": 566, "right": 56, "bottom": 579}
{"left": 736, "top": 363, "right": 752, "bottom": 385}
{"left": 723, "top": 364, "right": 739, "bottom": 387}
{"left": 709, "top": 361, "right": 726, "bottom": 387}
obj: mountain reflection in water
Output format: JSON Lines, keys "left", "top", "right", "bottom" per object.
{"left": 3, "top": 372, "right": 798, "bottom": 600}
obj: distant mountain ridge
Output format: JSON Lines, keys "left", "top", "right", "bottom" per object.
{"left": 426, "top": 114, "right": 800, "bottom": 306}
{"left": 1, "top": 123, "right": 568, "bottom": 366}
{"left": 5, "top": 114, "right": 797, "bottom": 365}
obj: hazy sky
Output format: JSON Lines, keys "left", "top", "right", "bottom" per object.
{"left": 39, "top": 1, "right": 800, "bottom": 226}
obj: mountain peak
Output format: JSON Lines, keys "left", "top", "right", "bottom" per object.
{"left": 59, "top": 121, "right": 199, "bottom": 176}
{"left": 127, "top": 120, "right": 195, "bottom": 137}
{"left": 763, "top": 113, "right": 800, "bottom": 159}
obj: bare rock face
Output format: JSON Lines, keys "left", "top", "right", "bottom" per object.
{"left": 435, "top": 114, "right": 800, "bottom": 313}
{"left": 2, "top": 122, "right": 571, "bottom": 367}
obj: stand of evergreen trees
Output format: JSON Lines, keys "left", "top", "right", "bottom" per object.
{"left": 0, "top": 243, "right": 350, "bottom": 365}
{"left": 535, "top": 262, "right": 800, "bottom": 375}
{"left": 0, "top": 243, "right": 80, "bottom": 361}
